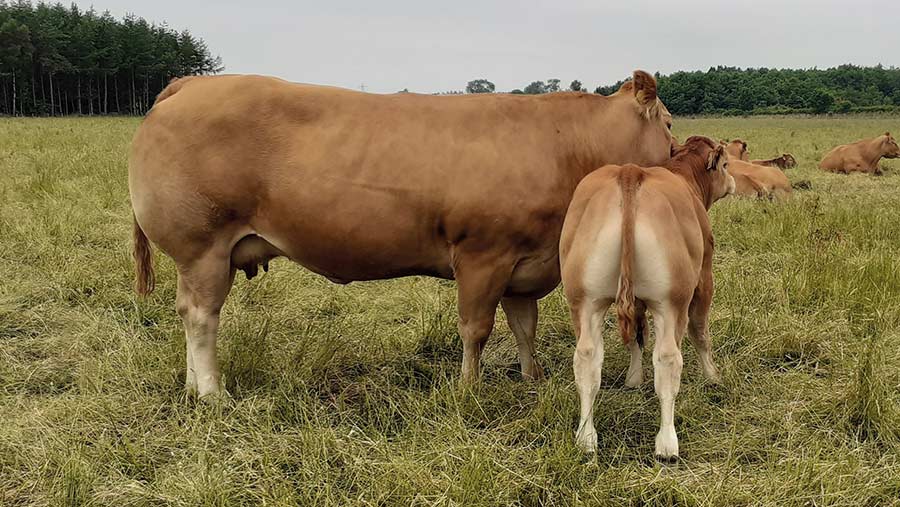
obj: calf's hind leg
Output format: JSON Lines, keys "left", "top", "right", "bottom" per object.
{"left": 175, "top": 251, "right": 235, "bottom": 399}
{"left": 572, "top": 298, "right": 612, "bottom": 453}
{"left": 651, "top": 303, "right": 687, "bottom": 459}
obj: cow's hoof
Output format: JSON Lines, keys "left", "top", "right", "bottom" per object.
{"left": 625, "top": 370, "right": 643, "bottom": 388}
{"left": 655, "top": 453, "right": 681, "bottom": 465}
{"left": 575, "top": 428, "right": 598, "bottom": 454}
{"left": 523, "top": 363, "right": 545, "bottom": 381}
{"left": 198, "top": 389, "right": 233, "bottom": 407}
{"left": 655, "top": 428, "right": 679, "bottom": 460}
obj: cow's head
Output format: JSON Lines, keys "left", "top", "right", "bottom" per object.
{"left": 606, "top": 70, "right": 673, "bottom": 166}
{"left": 672, "top": 136, "right": 735, "bottom": 207}
{"left": 781, "top": 153, "right": 798, "bottom": 168}
{"left": 881, "top": 132, "right": 900, "bottom": 159}
{"left": 723, "top": 139, "right": 749, "bottom": 160}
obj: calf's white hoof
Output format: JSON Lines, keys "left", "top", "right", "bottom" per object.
{"left": 575, "top": 428, "right": 598, "bottom": 454}
{"left": 655, "top": 427, "right": 679, "bottom": 459}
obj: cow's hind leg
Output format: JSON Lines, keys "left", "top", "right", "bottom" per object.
{"left": 176, "top": 250, "right": 235, "bottom": 399}
{"left": 572, "top": 298, "right": 611, "bottom": 453}
{"left": 501, "top": 297, "right": 544, "bottom": 380}
{"left": 454, "top": 256, "right": 514, "bottom": 383}
{"left": 650, "top": 302, "right": 687, "bottom": 460}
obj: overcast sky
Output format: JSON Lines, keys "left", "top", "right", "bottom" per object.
{"left": 80, "top": 0, "right": 899, "bottom": 94}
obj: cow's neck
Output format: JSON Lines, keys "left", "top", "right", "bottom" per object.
{"left": 863, "top": 138, "right": 887, "bottom": 167}
{"left": 667, "top": 157, "right": 713, "bottom": 210}
{"left": 548, "top": 94, "right": 632, "bottom": 185}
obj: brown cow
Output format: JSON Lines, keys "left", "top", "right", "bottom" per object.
{"left": 819, "top": 132, "right": 900, "bottom": 175}
{"left": 752, "top": 153, "right": 797, "bottom": 170}
{"left": 728, "top": 160, "right": 792, "bottom": 199}
{"left": 724, "top": 139, "right": 750, "bottom": 161}
{"left": 129, "top": 71, "right": 674, "bottom": 398}
{"left": 559, "top": 136, "right": 733, "bottom": 458}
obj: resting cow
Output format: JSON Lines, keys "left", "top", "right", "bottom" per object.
{"left": 819, "top": 132, "right": 900, "bottom": 175}
{"left": 129, "top": 71, "right": 674, "bottom": 399}
{"left": 727, "top": 160, "right": 792, "bottom": 199}
{"left": 559, "top": 136, "right": 733, "bottom": 459}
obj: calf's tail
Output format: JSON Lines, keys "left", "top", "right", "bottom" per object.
{"left": 616, "top": 166, "right": 644, "bottom": 345}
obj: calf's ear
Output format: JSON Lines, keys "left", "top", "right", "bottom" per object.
{"left": 707, "top": 145, "right": 726, "bottom": 171}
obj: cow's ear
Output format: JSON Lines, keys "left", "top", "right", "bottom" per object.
{"left": 708, "top": 145, "right": 726, "bottom": 171}
{"left": 632, "top": 70, "right": 657, "bottom": 106}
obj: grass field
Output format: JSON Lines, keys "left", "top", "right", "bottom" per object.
{"left": 1, "top": 116, "right": 900, "bottom": 506}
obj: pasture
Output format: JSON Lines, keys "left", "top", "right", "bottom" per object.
{"left": 1, "top": 116, "right": 899, "bottom": 506}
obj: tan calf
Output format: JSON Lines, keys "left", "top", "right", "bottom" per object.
{"left": 559, "top": 136, "right": 734, "bottom": 459}
{"left": 819, "top": 132, "right": 900, "bottom": 175}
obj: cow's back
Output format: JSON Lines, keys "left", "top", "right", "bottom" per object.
{"left": 129, "top": 75, "right": 573, "bottom": 284}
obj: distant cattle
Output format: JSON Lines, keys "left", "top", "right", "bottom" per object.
{"left": 129, "top": 71, "right": 675, "bottom": 398}
{"left": 559, "top": 136, "right": 733, "bottom": 459}
{"left": 819, "top": 132, "right": 900, "bottom": 175}
{"left": 724, "top": 139, "right": 750, "bottom": 161}
{"left": 752, "top": 153, "right": 797, "bottom": 170}
{"left": 728, "top": 160, "right": 793, "bottom": 199}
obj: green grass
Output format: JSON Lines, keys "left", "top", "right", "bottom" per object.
{"left": 1, "top": 116, "right": 900, "bottom": 506}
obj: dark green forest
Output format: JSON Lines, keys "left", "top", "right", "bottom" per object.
{"left": 0, "top": 1, "right": 221, "bottom": 116}
{"left": 593, "top": 66, "right": 900, "bottom": 115}
{"left": 468, "top": 66, "right": 900, "bottom": 115}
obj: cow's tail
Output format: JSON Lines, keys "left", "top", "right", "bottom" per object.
{"left": 616, "top": 166, "right": 644, "bottom": 345}
{"left": 133, "top": 214, "right": 155, "bottom": 296}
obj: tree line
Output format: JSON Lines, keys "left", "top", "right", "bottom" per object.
{"left": 464, "top": 65, "right": 900, "bottom": 115}
{"left": 0, "top": 1, "right": 222, "bottom": 116}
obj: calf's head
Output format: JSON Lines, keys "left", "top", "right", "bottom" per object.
{"left": 673, "top": 136, "right": 735, "bottom": 207}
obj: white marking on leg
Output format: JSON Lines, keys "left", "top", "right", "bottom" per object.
{"left": 573, "top": 302, "right": 607, "bottom": 453}
{"left": 184, "top": 306, "right": 223, "bottom": 398}
{"left": 185, "top": 340, "right": 197, "bottom": 395}
{"left": 652, "top": 313, "right": 683, "bottom": 458}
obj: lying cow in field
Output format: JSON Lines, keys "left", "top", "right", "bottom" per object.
{"left": 752, "top": 153, "right": 797, "bottom": 170}
{"left": 723, "top": 139, "right": 792, "bottom": 199}
{"left": 129, "top": 71, "right": 674, "bottom": 399}
{"left": 819, "top": 132, "right": 900, "bottom": 175}
{"left": 728, "top": 160, "right": 792, "bottom": 199}
{"left": 559, "top": 136, "right": 733, "bottom": 459}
